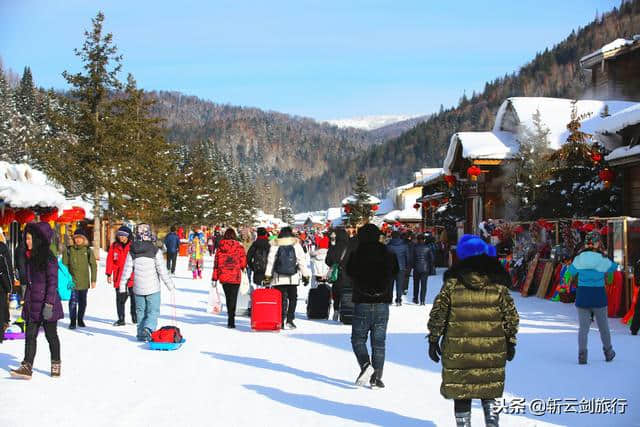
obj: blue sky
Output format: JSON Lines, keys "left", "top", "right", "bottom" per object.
{"left": 0, "top": 0, "right": 620, "bottom": 120}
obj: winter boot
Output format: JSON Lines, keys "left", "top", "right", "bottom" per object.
{"left": 113, "top": 320, "right": 125, "bottom": 326}
{"left": 198, "top": 269, "right": 203, "bottom": 279}
{"left": 131, "top": 313, "right": 138, "bottom": 324}
{"left": 632, "top": 329, "right": 638, "bottom": 336}
{"left": 455, "top": 411, "right": 472, "bottom": 427}
{"left": 355, "top": 362, "right": 374, "bottom": 386}
{"left": 51, "top": 360, "right": 61, "bottom": 378}
{"left": 286, "top": 321, "right": 297, "bottom": 330}
{"left": 10, "top": 362, "right": 33, "bottom": 380}
{"left": 69, "top": 318, "right": 77, "bottom": 330}
{"left": 578, "top": 350, "right": 587, "bottom": 365}
{"left": 192, "top": 271, "right": 198, "bottom": 280}
{"left": 482, "top": 399, "right": 499, "bottom": 427}
{"left": 370, "top": 371, "right": 385, "bottom": 389}
{"left": 78, "top": 318, "right": 86, "bottom": 328}
{"left": 604, "top": 346, "right": 616, "bottom": 362}
{"left": 332, "top": 311, "right": 339, "bottom": 322}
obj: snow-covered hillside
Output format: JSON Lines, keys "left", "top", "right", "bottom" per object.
{"left": 326, "top": 115, "right": 426, "bottom": 131}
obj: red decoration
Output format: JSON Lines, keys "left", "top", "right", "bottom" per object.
{"left": 371, "top": 204, "right": 379, "bottom": 212}
{"left": 0, "top": 208, "right": 15, "bottom": 225}
{"left": 467, "top": 165, "right": 482, "bottom": 181}
{"left": 600, "top": 226, "right": 609, "bottom": 236}
{"left": 599, "top": 168, "right": 615, "bottom": 188}
{"left": 40, "top": 208, "right": 59, "bottom": 222}
{"left": 413, "top": 203, "right": 420, "bottom": 210}
{"left": 71, "top": 207, "right": 86, "bottom": 221}
{"left": 442, "top": 198, "right": 449, "bottom": 204}
{"left": 591, "top": 152, "right": 602, "bottom": 163}
{"left": 580, "top": 223, "right": 596, "bottom": 233}
{"left": 571, "top": 220, "right": 584, "bottom": 230}
{"left": 15, "top": 209, "right": 35, "bottom": 224}
{"left": 514, "top": 225, "right": 524, "bottom": 234}
{"left": 344, "top": 205, "right": 351, "bottom": 214}
{"left": 444, "top": 175, "right": 457, "bottom": 188}
{"left": 430, "top": 200, "right": 439, "bottom": 208}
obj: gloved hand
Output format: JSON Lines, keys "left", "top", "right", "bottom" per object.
{"left": 211, "top": 280, "right": 218, "bottom": 288}
{"left": 428, "top": 337, "right": 442, "bottom": 363}
{"left": 264, "top": 276, "right": 272, "bottom": 286}
{"left": 506, "top": 342, "right": 516, "bottom": 362}
{"left": 42, "top": 303, "right": 54, "bottom": 321}
{"left": 302, "top": 276, "right": 310, "bottom": 286}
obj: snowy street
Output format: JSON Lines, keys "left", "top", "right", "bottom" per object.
{"left": 1, "top": 254, "right": 638, "bottom": 427}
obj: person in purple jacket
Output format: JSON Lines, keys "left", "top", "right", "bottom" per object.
{"left": 10, "top": 222, "right": 63, "bottom": 380}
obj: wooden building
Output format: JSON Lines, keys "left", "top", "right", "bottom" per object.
{"left": 580, "top": 36, "right": 640, "bottom": 100}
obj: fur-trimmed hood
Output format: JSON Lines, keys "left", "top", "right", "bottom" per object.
{"left": 275, "top": 237, "right": 298, "bottom": 247}
{"left": 444, "top": 254, "right": 511, "bottom": 289}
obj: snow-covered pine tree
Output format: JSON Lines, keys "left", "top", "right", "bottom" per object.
{"left": 346, "top": 174, "right": 373, "bottom": 226}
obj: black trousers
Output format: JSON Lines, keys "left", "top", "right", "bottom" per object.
{"left": 166, "top": 252, "right": 178, "bottom": 274}
{"left": 24, "top": 320, "right": 60, "bottom": 364}
{"left": 454, "top": 399, "right": 495, "bottom": 412}
{"left": 69, "top": 289, "right": 88, "bottom": 322}
{"left": 275, "top": 285, "right": 298, "bottom": 323}
{"left": 331, "top": 284, "right": 341, "bottom": 313}
{"left": 116, "top": 287, "right": 137, "bottom": 322}
{"left": 222, "top": 283, "right": 239, "bottom": 326}
{"left": 403, "top": 269, "right": 411, "bottom": 292}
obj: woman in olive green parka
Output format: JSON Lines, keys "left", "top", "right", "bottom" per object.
{"left": 428, "top": 235, "right": 519, "bottom": 427}
{"left": 63, "top": 229, "right": 98, "bottom": 329}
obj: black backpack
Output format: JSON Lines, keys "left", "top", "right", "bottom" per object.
{"left": 274, "top": 245, "right": 298, "bottom": 276}
{"left": 252, "top": 246, "right": 269, "bottom": 273}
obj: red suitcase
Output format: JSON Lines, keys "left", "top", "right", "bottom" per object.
{"left": 251, "top": 288, "right": 282, "bottom": 331}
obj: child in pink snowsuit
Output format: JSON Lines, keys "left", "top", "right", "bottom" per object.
{"left": 188, "top": 237, "right": 206, "bottom": 279}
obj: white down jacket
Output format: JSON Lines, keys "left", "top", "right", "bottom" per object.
{"left": 120, "top": 241, "right": 175, "bottom": 296}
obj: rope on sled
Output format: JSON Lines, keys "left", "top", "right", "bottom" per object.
{"left": 170, "top": 291, "right": 178, "bottom": 327}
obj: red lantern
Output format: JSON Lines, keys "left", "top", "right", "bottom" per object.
{"left": 71, "top": 207, "right": 86, "bottom": 221}
{"left": 0, "top": 208, "right": 15, "bottom": 226}
{"left": 581, "top": 223, "right": 596, "bottom": 233}
{"left": 430, "top": 200, "right": 439, "bottom": 208}
{"left": 571, "top": 220, "right": 583, "bottom": 229}
{"left": 413, "top": 203, "right": 420, "bottom": 210}
{"left": 371, "top": 204, "right": 379, "bottom": 212}
{"left": 40, "top": 208, "right": 59, "bottom": 222}
{"left": 15, "top": 209, "right": 36, "bottom": 224}
{"left": 56, "top": 209, "right": 76, "bottom": 223}
{"left": 344, "top": 205, "right": 351, "bottom": 214}
{"left": 599, "top": 226, "right": 609, "bottom": 236}
{"left": 591, "top": 152, "right": 602, "bottom": 163}
{"left": 444, "top": 175, "right": 457, "bottom": 188}
{"left": 599, "top": 168, "right": 615, "bottom": 188}
{"left": 514, "top": 225, "right": 524, "bottom": 234}
{"left": 442, "top": 198, "right": 449, "bottom": 204}
{"left": 467, "top": 165, "right": 482, "bottom": 181}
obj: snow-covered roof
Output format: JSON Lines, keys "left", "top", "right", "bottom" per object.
{"left": 326, "top": 207, "right": 342, "bottom": 221}
{"left": 0, "top": 162, "right": 66, "bottom": 210}
{"left": 580, "top": 37, "right": 640, "bottom": 64}
{"left": 605, "top": 144, "right": 640, "bottom": 164}
{"left": 597, "top": 104, "right": 640, "bottom": 135}
{"left": 414, "top": 167, "right": 442, "bottom": 182}
{"left": 341, "top": 194, "right": 381, "bottom": 205}
{"left": 375, "top": 198, "right": 395, "bottom": 216}
{"left": 253, "top": 210, "right": 286, "bottom": 228}
{"left": 415, "top": 168, "right": 444, "bottom": 186}
{"left": 383, "top": 208, "right": 421, "bottom": 222}
{"left": 443, "top": 131, "right": 518, "bottom": 174}
{"left": 494, "top": 97, "right": 636, "bottom": 149}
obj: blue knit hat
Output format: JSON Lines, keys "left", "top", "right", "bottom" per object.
{"left": 456, "top": 234, "right": 489, "bottom": 260}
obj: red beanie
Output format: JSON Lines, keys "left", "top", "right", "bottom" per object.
{"left": 316, "top": 235, "right": 330, "bottom": 249}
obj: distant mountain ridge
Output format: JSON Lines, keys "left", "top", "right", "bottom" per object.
{"left": 325, "top": 114, "right": 428, "bottom": 130}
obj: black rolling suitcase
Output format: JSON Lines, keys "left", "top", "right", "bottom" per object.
{"left": 340, "top": 288, "right": 354, "bottom": 325}
{"left": 306, "top": 283, "right": 331, "bottom": 319}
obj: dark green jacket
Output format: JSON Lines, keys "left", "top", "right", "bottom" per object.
{"left": 63, "top": 244, "right": 98, "bottom": 291}
{"left": 428, "top": 255, "right": 519, "bottom": 400}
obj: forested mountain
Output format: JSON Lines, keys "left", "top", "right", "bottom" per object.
{"left": 291, "top": 0, "right": 640, "bottom": 211}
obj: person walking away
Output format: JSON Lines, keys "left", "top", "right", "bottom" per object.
{"left": 0, "top": 228, "right": 14, "bottom": 342}
{"left": 311, "top": 233, "right": 330, "bottom": 286}
{"left": 188, "top": 235, "right": 206, "bottom": 280}
{"left": 386, "top": 231, "right": 409, "bottom": 306}
{"left": 106, "top": 226, "right": 136, "bottom": 326}
{"left": 164, "top": 226, "right": 180, "bottom": 275}
{"left": 207, "top": 234, "right": 215, "bottom": 256}
{"left": 63, "top": 229, "right": 97, "bottom": 329}
{"left": 264, "top": 227, "right": 311, "bottom": 329}
{"left": 246, "top": 228, "right": 271, "bottom": 287}
{"left": 120, "top": 224, "right": 175, "bottom": 342}
{"left": 346, "top": 224, "right": 398, "bottom": 388}
{"left": 565, "top": 231, "right": 618, "bottom": 364}
{"left": 10, "top": 222, "right": 63, "bottom": 379}
{"left": 402, "top": 231, "right": 415, "bottom": 295}
{"left": 412, "top": 234, "right": 434, "bottom": 305}
{"left": 212, "top": 228, "right": 247, "bottom": 329}
{"left": 325, "top": 228, "right": 353, "bottom": 321}
{"left": 428, "top": 234, "right": 519, "bottom": 427}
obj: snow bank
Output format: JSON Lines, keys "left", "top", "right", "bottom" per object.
{"left": 0, "top": 161, "right": 65, "bottom": 210}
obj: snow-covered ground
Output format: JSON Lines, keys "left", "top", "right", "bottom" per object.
{"left": 2, "top": 255, "right": 638, "bottom": 427}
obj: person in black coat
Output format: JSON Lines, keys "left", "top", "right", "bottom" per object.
{"left": 346, "top": 223, "right": 399, "bottom": 388}
{"left": 0, "top": 230, "right": 15, "bottom": 343}
{"left": 411, "top": 234, "right": 435, "bottom": 305}
{"left": 325, "top": 228, "right": 354, "bottom": 321}
{"left": 246, "top": 227, "right": 271, "bottom": 286}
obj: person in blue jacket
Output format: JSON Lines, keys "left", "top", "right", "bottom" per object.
{"left": 565, "top": 231, "right": 617, "bottom": 365}
{"left": 386, "top": 231, "right": 409, "bottom": 306}
{"left": 164, "top": 226, "right": 181, "bottom": 275}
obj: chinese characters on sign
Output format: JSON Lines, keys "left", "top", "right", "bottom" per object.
{"left": 493, "top": 398, "right": 628, "bottom": 416}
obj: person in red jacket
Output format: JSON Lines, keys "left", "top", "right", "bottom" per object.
{"left": 106, "top": 226, "right": 136, "bottom": 326}
{"left": 212, "top": 228, "right": 247, "bottom": 329}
